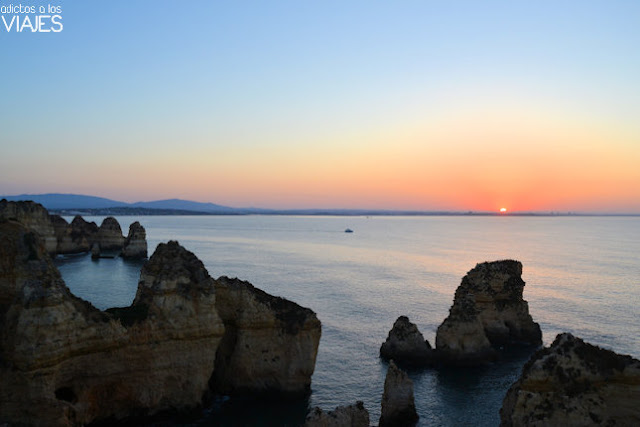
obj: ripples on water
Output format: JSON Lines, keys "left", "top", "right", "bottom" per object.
{"left": 56, "top": 216, "right": 640, "bottom": 426}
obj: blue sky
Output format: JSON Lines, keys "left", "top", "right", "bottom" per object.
{"left": 1, "top": 1, "right": 639, "bottom": 211}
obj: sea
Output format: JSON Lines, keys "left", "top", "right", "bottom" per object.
{"left": 54, "top": 215, "right": 640, "bottom": 426}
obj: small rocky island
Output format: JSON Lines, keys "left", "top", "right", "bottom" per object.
{"left": 381, "top": 260, "right": 542, "bottom": 367}
{"left": 0, "top": 201, "right": 321, "bottom": 426}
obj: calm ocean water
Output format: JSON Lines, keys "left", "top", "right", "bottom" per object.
{"left": 56, "top": 215, "right": 640, "bottom": 426}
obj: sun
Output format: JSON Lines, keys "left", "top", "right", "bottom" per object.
{"left": 499, "top": 207, "right": 507, "bottom": 213}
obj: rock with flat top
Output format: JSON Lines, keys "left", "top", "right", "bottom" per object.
{"left": 210, "top": 276, "right": 321, "bottom": 397}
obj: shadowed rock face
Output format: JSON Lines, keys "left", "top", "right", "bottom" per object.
{"left": 305, "top": 401, "right": 370, "bottom": 427}
{"left": 69, "top": 215, "right": 99, "bottom": 252}
{"left": 211, "top": 276, "right": 322, "bottom": 398}
{"left": 435, "top": 260, "right": 541, "bottom": 365}
{"left": 96, "top": 217, "right": 125, "bottom": 253}
{"left": 51, "top": 215, "right": 99, "bottom": 254}
{"left": 122, "top": 221, "right": 147, "bottom": 259}
{"left": 379, "top": 361, "right": 419, "bottom": 427}
{"left": 380, "top": 316, "right": 434, "bottom": 367}
{"left": 500, "top": 333, "right": 640, "bottom": 427}
{"left": 0, "top": 199, "right": 57, "bottom": 254}
{"left": 0, "top": 226, "right": 225, "bottom": 426}
{"left": 0, "top": 200, "right": 145, "bottom": 258}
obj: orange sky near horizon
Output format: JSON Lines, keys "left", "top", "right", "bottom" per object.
{"left": 12, "top": 105, "right": 635, "bottom": 213}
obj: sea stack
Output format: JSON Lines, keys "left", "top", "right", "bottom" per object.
{"left": 500, "top": 333, "right": 640, "bottom": 426}
{"left": 435, "top": 260, "right": 541, "bottom": 365}
{"left": 380, "top": 316, "right": 434, "bottom": 366}
{"left": 379, "top": 361, "right": 419, "bottom": 427}
{"left": 122, "top": 221, "right": 148, "bottom": 258}
{"left": 96, "top": 216, "right": 125, "bottom": 253}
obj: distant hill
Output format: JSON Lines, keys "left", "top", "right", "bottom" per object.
{"left": 130, "top": 199, "right": 238, "bottom": 213}
{"left": 0, "top": 193, "right": 239, "bottom": 213}
{"left": 1, "top": 193, "right": 128, "bottom": 210}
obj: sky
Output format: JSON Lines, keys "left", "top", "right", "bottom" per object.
{"left": 1, "top": 1, "right": 639, "bottom": 212}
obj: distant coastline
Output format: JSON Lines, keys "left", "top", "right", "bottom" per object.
{"left": 2, "top": 193, "right": 639, "bottom": 217}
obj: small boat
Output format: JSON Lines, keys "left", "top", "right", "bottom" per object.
{"left": 344, "top": 228, "right": 353, "bottom": 233}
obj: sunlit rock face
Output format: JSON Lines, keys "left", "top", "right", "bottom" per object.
{"left": 0, "top": 199, "right": 57, "bottom": 254}
{"left": 211, "top": 276, "right": 322, "bottom": 398}
{"left": 122, "top": 221, "right": 147, "bottom": 259}
{"left": 0, "top": 227, "right": 225, "bottom": 426}
{"left": 380, "top": 316, "right": 434, "bottom": 367}
{"left": 379, "top": 361, "right": 419, "bottom": 427}
{"left": 500, "top": 333, "right": 640, "bottom": 426}
{"left": 305, "top": 401, "right": 370, "bottom": 427}
{"left": 435, "top": 260, "right": 542, "bottom": 365}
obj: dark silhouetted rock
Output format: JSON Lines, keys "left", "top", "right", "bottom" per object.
{"left": 305, "top": 401, "right": 370, "bottom": 427}
{"left": 0, "top": 199, "right": 57, "bottom": 253}
{"left": 380, "top": 316, "right": 434, "bottom": 366}
{"left": 380, "top": 361, "right": 419, "bottom": 427}
{"left": 435, "top": 260, "right": 541, "bottom": 365}
{"left": 211, "top": 276, "right": 322, "bottom": 398}
{"left": 69, "top": 215, "right": 99, "bottom": 252}
{"left": 122, "top": 221, "right": 147, "bottom": 259}
{"left": 500, "top": 333, "right": 640, "bottom": 427}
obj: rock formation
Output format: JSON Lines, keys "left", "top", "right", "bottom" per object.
{"left": 379, "top": 361, "right": 419, "bottom": 427}
{"left": 69, "top": 215, "right": 99, "bottom": 252}
{"left": 500, "top": 333, "right": 640, "bottom": 426}
{"left": 210, "top": 276, "right": 322, "bottom": 397}
{"left": 380, "top": 316, "right": 434, "bottom": 366}
{"left": 95, "top": 216, "right": 125, "bottom": 253}
{"left": 0, "top": 223, "right": 225, "bottom": 426}
{"left": 0, "top": 199, "right": 57, "bottom": 253}
{"left": 50, "top": 215, "right": 99, "bottom": 254}
{"left": 122, "top": 221, "right": 148, "bottom": 259}
{"left": 435, "top": 260, "right": 541, "bottom": 365}
{"left": 305, "top": 401, "right": 370, "bottom": 427}
{"left": 0, "top": 216, "right": 323, "bottom": 425}
{"left": 0, "top": 200, "right": 147, "bottom": 258}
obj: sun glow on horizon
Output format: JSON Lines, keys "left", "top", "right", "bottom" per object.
{"left": 500, "top": 208, "right": 508, "bottom": 213}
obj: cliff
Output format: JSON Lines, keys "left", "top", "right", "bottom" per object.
{"left": 210, "top": 276, "right": 322, "bottom": 397}
{"left": 0, "top": 223, "right": 225, "bottom": 426}
{"left": 0, "top": 199, "right": 146, "bottom": 259}
{"left": 500, "top": 333, "right": 640, "bottom": 426}
{"left": 0, "top": 199, "right": 57, "bottom": 254}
